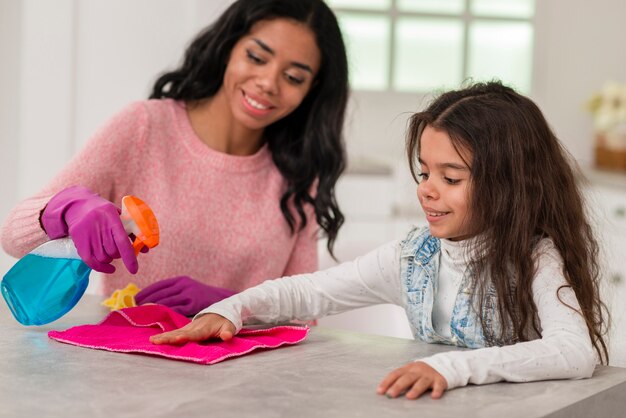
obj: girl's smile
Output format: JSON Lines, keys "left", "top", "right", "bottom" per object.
{"left": 417, "top": 125, "right": 472, "bottom": 241}
{"left": 422, "top": 207, "right": 452, "bottom": 223}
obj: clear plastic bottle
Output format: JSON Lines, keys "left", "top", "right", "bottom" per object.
{"left": 1, "top": 195, "right": 159, "bottom": 326}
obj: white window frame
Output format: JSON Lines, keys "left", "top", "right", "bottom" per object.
{"left": 331, "top": 0, "right": 536, "bottom": 93}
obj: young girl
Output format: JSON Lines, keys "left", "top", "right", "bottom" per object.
{"left": 150, "top": 81, "right": 609, "bottom": 399}
{"left": 0, "top": 0, "right": 348, "bottom": 315}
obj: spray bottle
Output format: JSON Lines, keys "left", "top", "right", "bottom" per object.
{"left": 1, "top": 195, "right": 159, "bottom": 326}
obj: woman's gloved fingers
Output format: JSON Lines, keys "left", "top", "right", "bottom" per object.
{"left": 148, "top": 295, "right": 192, "bottom": 315}
{"left": 135, "top": 277, "right": 185, "bottom": 303}
{"left": 102, "top": 228, "right": 122, "bottom": 260}
{"left": 68, "top": 232, "right": 114, "bottom": 273}
{"left": 77, "top": 245, "right": 115, "bottom": 274}
{"left": 135, "top": 283, "right": 181, "bottom": 305}
{"left": 87, "top": 233, "right": 119, "bottom": 270}
{"left": 47, "top": 187, "right": 140, "bottom": 275}
{"left": 135, "top": 276, "right": 234, "bottom": 316}
{"left": 88, "top": 261, "right": 115, "bottom": 274}
{"left": 111, "top": 225, "right": 138, "bottom": 274}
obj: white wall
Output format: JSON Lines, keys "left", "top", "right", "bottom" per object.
{"left": 0, "top": 0, "right": 21, "bottom": 273}
{"left": 532, "top": 0, "right": 626, "bottom": 166}
{"left": 17, "top": 0, "right": 76, "bottom": 198}
{"left": 71, "top": 0, "right": 230, "bottom": 150}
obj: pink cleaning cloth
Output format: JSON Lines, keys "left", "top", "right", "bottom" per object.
{"left": 48, "top": 304, "right": 309, "bottom": 364}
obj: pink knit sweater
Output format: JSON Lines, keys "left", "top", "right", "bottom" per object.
{"left": 0, "top": 99, "right": 318, "bottom": 295}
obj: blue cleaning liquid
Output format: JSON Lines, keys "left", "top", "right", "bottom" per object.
{"left": 1, "top": 253, "right": 91, "bottom": 326}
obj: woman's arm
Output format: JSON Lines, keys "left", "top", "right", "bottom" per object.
{"left": 0, "top": 102, "right": 148, "bottom": 257}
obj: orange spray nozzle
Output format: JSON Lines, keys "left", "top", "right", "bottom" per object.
{"left": 121, "top": 195, "right": 160, "bottom": 255}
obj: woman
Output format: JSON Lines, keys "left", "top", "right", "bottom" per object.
{"left": 1, "top": 0, "right": 349, "bottom": 315}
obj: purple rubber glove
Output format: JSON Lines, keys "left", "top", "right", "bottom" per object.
{"left": 41, "top": 185, "right": 138, "bottom": 274}
{"left": 135, "top": 276, "right": 237, "bottom": 316}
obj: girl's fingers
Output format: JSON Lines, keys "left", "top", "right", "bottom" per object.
{"left": 430, "top": 380, "right": 447, "bottom": 399}
{"left": 150, "top": 323, "right": 200, "bottom": 345}
{"left": 150, "top": 330, "right": 189, "bottom": 345}
{"left": 377, "top": 369, "right": 403, "bottom": 394}
{"left": 377, "top": 362, "right": 448, "bottom": 400}
{"left": 218, "top": 321, "right": 236, "bottom": 341}
{"left": 160, "top": 328, "right": 232, "bottom": 343}
{"left": 385, "top": 373, "right": 419, "bottom": 398}
{"left": 219, "top": 329, "right": 234, "bottom": 341}
{"left": 150, "top": 332, "right": 176, "bottom": 344}
{"left": 150, "top": 315, "right": 235, "bottom": 345}
{"left": 405, "top": 377, "right": 433, "bottom": 400}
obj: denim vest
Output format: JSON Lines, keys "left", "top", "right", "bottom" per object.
{"left": 400, "top": 226, "right": 512, "bottom": 348}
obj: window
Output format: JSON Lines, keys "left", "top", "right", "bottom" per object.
{"left": 328, "top": 0, "right": 535, "bottom": 93}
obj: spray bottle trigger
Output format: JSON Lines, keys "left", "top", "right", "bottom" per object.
{"left": 121, "top": 195, "right": 160, "bottom": 254}
{"left": 132, "top": 239, "right": 145, "bottom": 256}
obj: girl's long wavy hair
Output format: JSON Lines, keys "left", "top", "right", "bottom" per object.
{"left": 406, "top": 81, "right": 609, "bottom": 363}
{"left": 150, "top": 0, "right": 347, "bottom": 255}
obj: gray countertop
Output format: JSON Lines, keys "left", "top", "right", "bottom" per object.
{"left": 2, "top": 295, "right": 626, "bottom": 418}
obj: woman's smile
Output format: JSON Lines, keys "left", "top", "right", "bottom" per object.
{"left": 241, "top": 90, "right": 274, "bottom": 116}
{"left": 218, "top": 18, "right": 321, "bottom": 132}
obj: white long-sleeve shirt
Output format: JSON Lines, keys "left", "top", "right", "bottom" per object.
{"left": 199, "top": 240, "right": 598, "bottom": 390}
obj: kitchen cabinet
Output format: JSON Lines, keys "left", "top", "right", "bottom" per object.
{"left": 584, "top": 168, "right": 626, "bottom": 366}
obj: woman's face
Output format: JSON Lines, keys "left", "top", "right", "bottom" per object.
{"left": 219, "top": 18, "right": 321, "bottom": 131}
{"left": 417, "top": 125, "right": 473, "bottom": 241}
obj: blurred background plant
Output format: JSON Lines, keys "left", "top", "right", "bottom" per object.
{"left": 588, "top": 81, "right": 626, "bottom": 150}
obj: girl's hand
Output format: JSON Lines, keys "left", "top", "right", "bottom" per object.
{"left": 377, "top": 361, "right": 448, "bottom": 400}
{"left": 149, "top": 313, "right": 236, "bottom": 345}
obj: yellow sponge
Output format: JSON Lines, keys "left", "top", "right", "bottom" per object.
{"left": 101, "top": 283, "right": 141, "bottom": 310}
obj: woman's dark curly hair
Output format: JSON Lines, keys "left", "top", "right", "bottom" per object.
{"left": 150, "top": 0, "right": 348, "bottom": 254}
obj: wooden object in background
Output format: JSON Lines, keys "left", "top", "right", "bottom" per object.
{"left": 595, "top": 146, "right": 626, "bottom": 171}
{"left": 595, "top": 134, "right": 626, "bottom": 171}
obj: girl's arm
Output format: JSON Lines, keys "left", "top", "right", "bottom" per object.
{"left": 192, "top": 240, "right": 403, "bottom": 333}
{"left": 414, "top": 243, "right": 597, "bottom": 391}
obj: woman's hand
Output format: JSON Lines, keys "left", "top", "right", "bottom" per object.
{"left": 41, "top": 186, "right": 138, "bottom": 274}
{"left": 149, "top": 313, "right": 236, "bottom": 345}
{"left": 376, "top": 361, "right": 448, "bottom": 400}
{"left": 135, "top": 276, "right": 236, "bottom": 316}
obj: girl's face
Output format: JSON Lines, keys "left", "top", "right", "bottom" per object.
{"left": 417, "top": 125, "right": 473, "bottom": 241}
{"left": 218, "top": 18, "right": 321, "bottom": 132}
